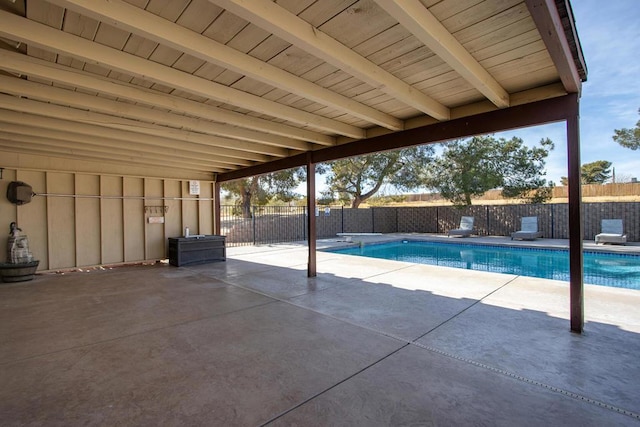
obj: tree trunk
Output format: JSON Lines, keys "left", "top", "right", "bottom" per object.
{"left": 351, "top": 197, "right": 362, "bottom": 208}
{"left": 241, "top": 190, "right": 252, "bottom": 218}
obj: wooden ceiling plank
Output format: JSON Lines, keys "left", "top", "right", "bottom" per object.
{"left": 144, "top": 0, "right": 190, "bottom": 22}
{"left": 61, "top": 10, "right": 99, "bottom": 39}
{"left": 24, "top": 46, "right": 57, "bottom": 63}
{"left": 428, "top": 0, "right": 483, "bottom": 22}
{"left": 0, "top": 10, "right": 364, "bottom": 138}
{"left": 0, "top": 108, "right": 258, "bottom": 166}
{"left": 374, "top": 0, "right": 509, "bottom": 108}
{"left": 447, "top": 3, "right": 534, "bottom": 57}
{"left": 123, "top": 34, "right": 159, "bottom": 60}
{"left": 147, "top": 44, "right": 184, "bottom": 68}
{"left": 26, "top": 0, "right": 65, "bottom": 28}
{"left": 176, "top": 0, "right": 224, "bottom": 34}
{"left": 0, "top": 50, "right": 335, "bottom": 146}
{"left": 209, "top": 0, "right": 450, "bottom": 121}
{"left": 48, "top": 0, "right": 402, "bottom": 130}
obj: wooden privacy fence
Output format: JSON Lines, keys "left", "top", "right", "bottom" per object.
{"left": 223, "top": 202, "right": 639, "bottom": 245}
{"left": 553, "top": 183, "right": 640, "bottom": 198}
{"left": 406, "top": 182, "right": 640, "bottom": 202}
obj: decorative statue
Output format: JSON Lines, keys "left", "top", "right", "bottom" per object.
{"left": 7, "top": 222, "right": 33, "bottom": 264}
{"left": 1, "top": 222, "right": 39, "bottom": 282}
{"left": 9, "top": 222, "right": 21, "bottom": 238}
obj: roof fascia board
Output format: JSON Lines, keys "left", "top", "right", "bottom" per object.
{"left": 217, "top": 93, "right": 578, "bottom": 182}
{"left": 525, "top": 0, "right": 582, "bottom": 93}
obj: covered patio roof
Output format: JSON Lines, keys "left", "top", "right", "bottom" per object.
{"left": 0, "top": 0, "right": 585, "bottom": 176}
{"left": 0, "top": 0, "right": 587, "bottom": 329}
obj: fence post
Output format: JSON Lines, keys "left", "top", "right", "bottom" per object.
{"left": 395, "top": 207, "right": 399, "bottom": 233}
{"left": 551, "top": 204, "right": 555, "bottom": 239}
{"left": 371, "top": 207, "right": 375, "bottom": 233}
{"left": 301, "top": 206, "right": 306, "bottom": 241}
{"left": 341, "top": 206, "right": 344, "bottom": 233}
{"left": 485, "top": 205, "right": 489, "bottom": 237}
{"left": 252, "top": 205, "right": 256, "bottom": 245}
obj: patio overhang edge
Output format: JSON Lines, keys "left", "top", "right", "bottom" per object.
{"left": 216, "top": 93, "right": 578, "bottom": 183}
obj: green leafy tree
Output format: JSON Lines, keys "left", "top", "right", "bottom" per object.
{"left": 318, "top": 146, "right": 434, "bottom": 208}
{"left": 560, "top": 160, "right": 612, "bottom": 185}
{"left": 425, "top": 136, "right": 554, "bottom": 207}
{"left": 222, "top": 168, "right": 304, "bottom": 218}
{"left": 612, "top": 108, "right": 640, "bottom": 150}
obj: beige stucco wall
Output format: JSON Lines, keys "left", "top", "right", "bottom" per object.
{"left": 0, "top": 168, "right": 216, "bottom": 271}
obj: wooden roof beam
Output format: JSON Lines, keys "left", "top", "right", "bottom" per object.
{"left": 0, "top": 9, "right": 364, "bottom": 138}
{"left": 525, "top": 0, "right": 582, "bottom": 94}
{"left": 0, "top": 135, "right": 228, "bottom": 172}
{"left": 217, "top": 94, "right": 577, "bottom": 182}
{"left": 374, "top": 0, "right": 510, "bottom": 108}
{"left": 0, "top": 125, "right": 240, "bottom": 170}
{"left": 0, "top": 50, "right": 334, "bottom": 146}
{"left": 0, "top": 108, "right": 259, "bottom": 167}
{"left": 0, "top": 76, "right": 296, "bottom": 155}
{"left": 47, "top": 0, "right": 403, "bottom": 131}
{"left": 210, "top": 0, "right": 450, "bottom": 121}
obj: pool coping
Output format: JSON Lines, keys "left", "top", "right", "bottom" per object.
{"left": 316, "top": 233, "right": 640, "bottom": 255}
{"left": 322, "top": 236, "right": 640, "bottom": 289}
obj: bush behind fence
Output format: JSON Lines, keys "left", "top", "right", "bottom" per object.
{"left": 221, "top": 202, "right": 639, "bottom": 246}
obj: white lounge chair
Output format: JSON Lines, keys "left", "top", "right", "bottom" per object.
{"left": 595, "top": 219, "right": 627, "bottom": 245}
{"left": 511, "top": 216, "right": 542, "bottom": 240}
{"left": 448, "top": 216, "right": 474, "bottom": 238}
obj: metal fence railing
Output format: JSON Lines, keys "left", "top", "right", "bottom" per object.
{"left": 221, "top": 202, "right": 640, "bottom": 246}
{"left": 221, "top": 205, "right": 307, "bottom": 246}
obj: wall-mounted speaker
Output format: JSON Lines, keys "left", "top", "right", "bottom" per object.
{"left": 6, "top": 181, "right": 35, "bottom": 205}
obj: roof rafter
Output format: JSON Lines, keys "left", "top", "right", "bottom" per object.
{"left": 0, "top": 9, "right": 364, "bottom": 138}
{"left": 47, "top": 0, "right": 404, "bottom": 131}
{"left": 0, "top": 50, "right": 334, "bottom": 146}
{"left": 0, "top": 76, "right": 296, "bottom": 155}
{"left": 209, "top": 0, "right": 450, "bottom": 121}
{"left": 0, "top": 131, "right": 229, "bottom": 172}
{"left": 0, "top": 107, "right": 261, "bottom": 166}
{"left": 0, "top": 124, "right": 240, "bottom": 170}
{"left": 373, "top": 0, "right": 510, "bottom": 108}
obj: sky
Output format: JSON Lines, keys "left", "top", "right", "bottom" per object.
{"left": 494, "top": 0, "right": 640, "bottom": 184}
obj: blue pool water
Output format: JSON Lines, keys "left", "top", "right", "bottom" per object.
{"left": 330, "top": 241, "right": 640, "bottom": 290}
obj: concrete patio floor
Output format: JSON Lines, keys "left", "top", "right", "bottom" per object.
{"left": 1, "top": 235, "right": 639, "bottom": 426}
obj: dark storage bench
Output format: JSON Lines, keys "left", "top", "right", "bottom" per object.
{"left": 168, "top": 235, "right": 226, "bottom": 267}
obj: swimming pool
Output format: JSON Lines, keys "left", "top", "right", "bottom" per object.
{"left": 330, "top": 241, "right": 640, "bottom": 290}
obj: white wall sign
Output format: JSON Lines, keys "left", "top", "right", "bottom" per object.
{"left": 189, "top": 180, "right": 200, "bottom": 195}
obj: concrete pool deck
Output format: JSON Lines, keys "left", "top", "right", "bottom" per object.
{"left": 1, "top": 234, "right": 639, "bottom": 425}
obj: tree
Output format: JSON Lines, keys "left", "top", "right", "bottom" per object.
{"left": 318, "top": 146, "right": 434, "bottom": 208}
{"left": 560, "top": 160, "right": 612, "bottom": 185}
{"left": 612, "top": 108, "right": 640, "bottom": 150}
{"left": 425, "top": 136, "right": 554, "bottom": 207}
{"left": 222, "top": 168, "right": 304, "bottom": 218}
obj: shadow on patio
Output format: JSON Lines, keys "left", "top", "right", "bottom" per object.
{"left": 1, "top": 246, "right": 639, "bottom": 426}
